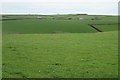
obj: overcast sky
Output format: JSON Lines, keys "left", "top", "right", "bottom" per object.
{"left": 1, "top": 0, "right": 119, "bottom": 15}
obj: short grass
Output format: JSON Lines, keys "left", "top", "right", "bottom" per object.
{"left": 95, "top": 24, "right": 118, "bottom": 32}
{"left": 3, "top": 31, "right": 118, "bottom": 78}
{"left": 3, "top": 19, "right": 97, "bottom": 34}
{"left": 2, "top": 15, "right": 118, "bottom": 78}
{"left": 2, "top": 15, "right": 118, "bottom": 34}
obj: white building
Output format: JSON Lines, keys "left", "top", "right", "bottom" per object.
{"left": 37, "top": 17, "right": 42, "bottom": 19}
{"left": 79, "top": 18, "right": 84, "bottom": 20}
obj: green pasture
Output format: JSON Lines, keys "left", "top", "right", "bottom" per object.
{"left": 95, "top": 24, "right": 118, "bottom": 32}
{"left": 2, "top": 19, "right": 97, "bottom": 34}
{"left": 2, "top": 15, "right": 118, "bottom": 78}
{"left": 2, "top": 15, "right": 118, "bottom": 34}
{"left": 3, "top": 31, "right": 118, "bottom": 78}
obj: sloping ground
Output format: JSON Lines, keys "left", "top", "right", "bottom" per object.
{"left": 3, "top": 31, "right": 118, "bottom": 78}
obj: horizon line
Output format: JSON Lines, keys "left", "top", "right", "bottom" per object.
{"left": 0, "top": 13, "right": 118, "bottom": 16}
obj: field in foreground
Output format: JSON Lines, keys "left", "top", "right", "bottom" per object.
{"left": 3, "top": 31, "right": 118, "bottom": 78}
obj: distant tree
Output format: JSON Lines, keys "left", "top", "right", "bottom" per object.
{"left": 68, "top": 18, "right": 72, "bottom": 20}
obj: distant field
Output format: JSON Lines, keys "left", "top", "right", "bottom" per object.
{"left": 2, "top": 15, "right": 118, "bottom": 78}
{"left": 2, "top": 15, "right": 118, "bottom": 33}
{"left": 95, "top": 24, "right": 118, "bottom": 32}
{"left": 2, "top": 19, "right": 97, "bottom": 34}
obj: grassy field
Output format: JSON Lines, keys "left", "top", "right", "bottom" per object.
{"left": 3, "top": 19, "right": 97, "bottom": 33}
{"left": 95, "top": 24, "right": 118, "bottom": 32}
{"left": 2, "top": 14, "right": 118, "bottom": 78}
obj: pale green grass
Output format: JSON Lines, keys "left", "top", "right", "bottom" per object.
{"left": 2, "top": 31, "right": 118, "bottom": 78}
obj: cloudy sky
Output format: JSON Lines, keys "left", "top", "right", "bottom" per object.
{"left": 1, "top": 0, "right": 119, "bottom": 15}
